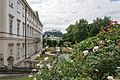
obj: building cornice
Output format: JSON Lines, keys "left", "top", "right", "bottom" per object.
{"left": 0, "top": 32, "right": 41, "bottom": 39}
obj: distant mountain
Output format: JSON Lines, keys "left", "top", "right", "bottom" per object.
{"left": 44, "top": 30, "right": 63, "bottom": 38}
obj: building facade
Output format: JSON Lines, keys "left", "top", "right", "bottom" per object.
{"left": 0, "top": 0, "right": 43, "bottom": 68}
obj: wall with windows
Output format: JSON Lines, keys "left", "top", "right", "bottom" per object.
{"left": 6, "top": 0, "right": 25, "bottom": 37}
{"left": 0, "top": 0, "right": 43, "bottom": 66}
{"left": 6, "top": 0, "right": 43, "bottom": 38}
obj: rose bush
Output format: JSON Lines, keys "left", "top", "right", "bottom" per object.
{"left": 32, "top": 27, "right": 120, "bottom": 80}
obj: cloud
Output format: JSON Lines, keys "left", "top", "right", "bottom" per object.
{"left": 26, "top": 0, "right": 120, "bottom": 33}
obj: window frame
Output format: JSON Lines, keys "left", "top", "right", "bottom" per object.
{"left": 8, "top": 43, "right": 14, "bottom": 56}
{"left": 22, "top": 7, "right": 25, "bottom": 17}
{"left": 9, "top": 14, "right": 14, "bottom": 34}
{"left": 9, "top": 0, "right": 14, "bottom": 8}
{"left": 22, "top": 23, "right": 25, "bottom": 36}
{"left": 17, "top": 19, "right": 20, "bottom": 36}
{"left": 17, "top": 43, "right": 20, "bottom": 60}
{"left": 17, "top": 1, "right": 21, "bottom": 14}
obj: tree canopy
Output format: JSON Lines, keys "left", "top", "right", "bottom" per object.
{"left": 63, "top": 17, "right": 110, "bottom": 44}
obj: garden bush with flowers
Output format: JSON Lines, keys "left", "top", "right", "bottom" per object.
{"left": 29, "top": 27, "right": 120, "bottom": 80}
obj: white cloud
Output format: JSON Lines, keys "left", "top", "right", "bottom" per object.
{"left": 27, "top": 0, "right": 120, "bottom": 33}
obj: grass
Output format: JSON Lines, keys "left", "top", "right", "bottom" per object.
{"left": 0, "top": 76, "right": 30, "bottom": 80}
{"left": 46, "top": 47, "right": 72, "bottom": 53}
{"left": 46, "top": 47, "right": 55, "bottom": 52}
{"left": 16, "top": 77, "right": 31, "bottom": 80}
{"left": 61, "top": 47, "right": 72, "bottom": 54}
{"left": 35, "top": 54, "right": 55, "bottom": 62}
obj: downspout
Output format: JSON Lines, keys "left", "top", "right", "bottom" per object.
{"left": 25, "top": 5, "right": 27, "bottom": 59}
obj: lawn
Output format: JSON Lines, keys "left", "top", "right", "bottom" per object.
{"left": 45, "top": 47, "right": 55, "bottom": 52}
{"left": 16, "top": 77, "right": 31, "bottom": 80}
{"left": 35, "top": 53, "right": 55, "bottom": 62}
{"left": 46, "top": 47, "right": 72, "bottom": 53}
{"left": 60, "top": 47, "right": 72, "bottom": 54}
{"left": 0, "top": 76, "right": 30, "bottom": 80}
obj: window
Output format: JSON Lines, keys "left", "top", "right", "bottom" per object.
{"left": 8, "top": 43, "right": 14, "bottom": 56}
{"left": 29, "top": 13, "right": 32, "bottom": 22}
{"left": 0, "top": 51, "right": 3, "bottom": 62}
{"left": 22, "top": 7, "right": 25, "bottom": 17}
{"left": 17, "top": 43, "right": 20, "bottom": 60}
{"left": 9, "top": 14, "right": 14, "bottom": 34}
{"left": 22, "top": 43, "right": 25, "bottom": 57}
{"left": 31, "top": 28, "right": 33, "bottom": 36}
{"left": 17, "top": 19, "right": 20, "bottom": 35}
{"left": 9, "top": 0, "right": 14, "bottom": 8}
{"left": 31, "top": 15, "right": 33, "bottom": 23}
{"left": 30, "top": 26, "right": 31, "bottom": 35}
{"left": 17, "top": 1, "right": 20, "bottom": 13}
{"left": 27, "top": 24, "right": 29, "bottom": 36}
{"left": 30, "top": 44, "right": 32, "bottom": 54}
{"left": 27, "top": 11, "right": 28, "bottom": 20}
{"left": 27, "top": 43, "right": 30, "bottom": 55}
{"left": 32, "top": 28, "right": 34, "bottom": 36}
{"left": 23, "top": 23, "right": 25, "bottom": 36}
{"left": 27, "top": 11, "right": 29, "bottom": 20}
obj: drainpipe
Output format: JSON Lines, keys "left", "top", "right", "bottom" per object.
{"left": 25, "top": 5, "right": 27, "bottom": 59}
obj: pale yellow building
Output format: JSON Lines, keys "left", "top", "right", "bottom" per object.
{"left": 0, "top": 0, "right": 43, "bottom": 68}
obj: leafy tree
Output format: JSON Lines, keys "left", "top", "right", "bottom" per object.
{"left": 52, "top": 40, "right": 57, "bottom": 47}
{"left": 73, "top": 19, "right": 88, "bottom": 42}
{"left": 63, "top": 17, "right": 110, "bottom": 44}
{"left": 46, "top": 40, "right": 52, "bottom": 46}
{"left": 58, "top": 40, "right": 64, "bottom": 47}
{"left": 43, "top": 39, "right": 47, "bottom": 47}
{"left": 63, "top": 25, "right": 74, "bottom": 42}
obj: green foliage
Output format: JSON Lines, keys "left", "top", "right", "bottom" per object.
{"left": 58, "top": 40, "right": 64, "bottom": 47}
{"left": 82, "top": 45, "right": 120, "bottom": 80}
{"left": 72, "top": 27, "right": 120, "bottom": 80}
{"left": 46, "top": 40, "right": 58, "bottom": 47}
{"left": 63, "top": 17, "right": 110, "bottom": 44}
{"left": 46, "top": 40, "right": 52, "bottom": 46}
{"left": 34, "top": 27, "right": 120, "bottom": 80}
{"left": 52, "top": 40, "right": 57, "bottom": 47}
{"left": 43, "top": 39, "right": 47, "bottom": 47}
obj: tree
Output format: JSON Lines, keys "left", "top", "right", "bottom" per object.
{"left": 43, "top": 39, "right": 47, "bottom": 47}
{"left": 52, "top": 40, "right": 57, "bottom": 47}
{"left": 63, "top": 25, "right": 74, "bottom": 42}
{"left": 63, "top": 17, "right": 110, "bottom": 44}
{"left": 47, "top": 40, "right": 52, "bottom": 47}
{"left": 73, "top": 19, "right": 88, "bottom": 42}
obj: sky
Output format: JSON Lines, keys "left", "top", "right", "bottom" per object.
{"left": 26, "top": 0, "right": 120, "bottom": 33}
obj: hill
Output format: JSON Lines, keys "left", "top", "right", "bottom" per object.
{"left": 44, "top": 30, "right": 63, "bottom": 38}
